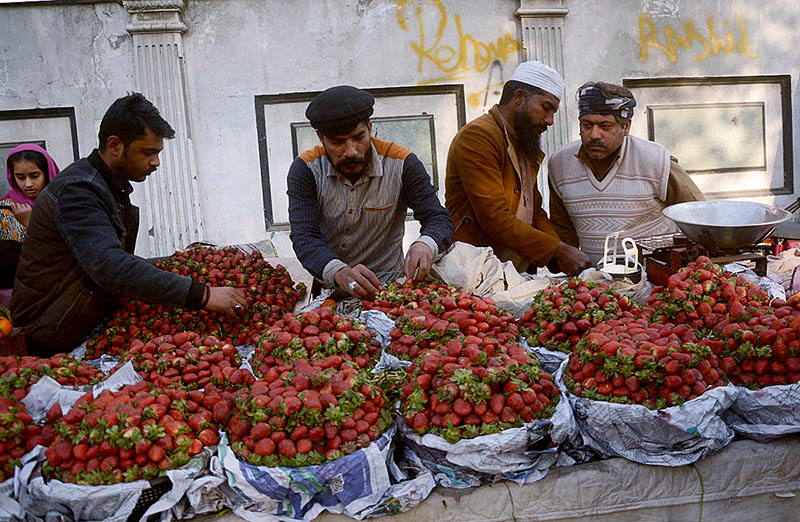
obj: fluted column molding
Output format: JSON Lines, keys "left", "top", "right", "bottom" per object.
{"left": 124, "top": 0, "right": 204, "bottom": 256}
{"left": 516, "top": 0, "right": 570, "bottom": 210}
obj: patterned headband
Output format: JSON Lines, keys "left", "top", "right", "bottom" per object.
{"left": 578, "top": 86, "right": 636, "bottom": 119}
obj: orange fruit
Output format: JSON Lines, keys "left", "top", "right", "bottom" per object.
{"left": 0, "top": 317, "right": 11, "bottom": 337}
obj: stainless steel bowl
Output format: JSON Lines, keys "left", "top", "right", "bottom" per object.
{"left": 662, "top": 200, "right": 792, "bottom": 250}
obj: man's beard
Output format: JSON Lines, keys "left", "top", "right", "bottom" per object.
{"left": 514, "top": 109, "right": 547, "bottom": 155}
{"left": 121, "top": 147, "right": 156, "bottom": 182}
{"left": 333, "top": 147, "right": 372, "bottom": 181}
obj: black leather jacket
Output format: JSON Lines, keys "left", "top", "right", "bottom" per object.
{"left": 12, "top": 150, "right": 205, "bottom": 354}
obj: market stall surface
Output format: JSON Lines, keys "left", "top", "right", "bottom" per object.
{"left": 194, "top": 437, "right": 800, "bottom": 522}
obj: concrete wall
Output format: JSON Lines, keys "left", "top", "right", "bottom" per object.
{"left": 558, "top": 0, "right": 799, "bottom": 208}
{"left": 0, "top": 2, "right": 133, "bottom": 160}
{"left": 0, "top": 0, "right": 797, "bottom": 259}
{"left": 179, "top": 0, "right": 523, "bottom": 256}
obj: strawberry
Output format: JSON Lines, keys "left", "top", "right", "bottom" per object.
{"left": 46, "top": 403, "right": 63, "bottom": 422}
{"left": 198, "top": 429, "right": 219, "bottom": 446}
{"left": 277, "top": 439, "right": 296, "bottom": 458}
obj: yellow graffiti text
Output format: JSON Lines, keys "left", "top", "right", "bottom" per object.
{"left": 639, "top": 14, "right": 759, "bottom": 63}
{"left": 396, "top": 0, "right": 521, "bottom": 85}
{"left": 467, "top": 82, "right": 505, "bottom": 107}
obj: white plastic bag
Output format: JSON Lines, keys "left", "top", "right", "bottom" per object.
{"left": 432, "top": 242, "right": 552, "bottom": 318}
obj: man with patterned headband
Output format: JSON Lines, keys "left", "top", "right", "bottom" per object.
{"left": 445, "top": 60, "right": 590, "bottom": 276}
{"left": 548, "top": 82, "right": 704, "bottom": 264}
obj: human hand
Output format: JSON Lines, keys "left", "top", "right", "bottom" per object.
{"left": 404, "top": 242, "right": 434, "bottom": 282}
{"left": 205, "top": 286, "right": 248, "bottom": 316}
{"left": 553, "top": 241, "right": 591, "bottom": 276}
{"left": 334, "top": 264, "right": 383, "bottom": 299}
{"left": 10, "top": 202, "right": 32, "bottom": 228}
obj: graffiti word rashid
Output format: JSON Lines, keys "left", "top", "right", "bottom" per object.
{"left": 639, "top": 13, "right": 759, "bottom": 63}
{"left": 395, "top": 0, "right": 521, "bottom": 86}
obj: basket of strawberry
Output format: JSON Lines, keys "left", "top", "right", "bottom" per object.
{"left": 107, "top": 332, "right": 242, "bottom": 390}
{"left": 386, "top": 293, "right": 518, "bottom": 361}
{"left": 714, "top": 296, "right": 800, "bottom": 441}
{"left": 251, "top": 309, "right": 382, "bottom": 373}
{"left": 393, "top": 331, "right": 576, "bottom": 487}
{"left": 645, "top": 256, "right": 768, "bottom": 329}
{"left": 362, "top": 281, "right": 455, "bottom": 317}
{"left": 519, "top": 278, "right": 639, "bottom": 353}
{"left": 0, "top": 397, "right": 50, "bottom": 482}
{"left": 85, "top": 246, "right": 306, "bottom": 358}
{"left": 559, "top": 309, "right": 738, "bottom": 465}
{"left": 564, "top": 318, "right": 726, "bottom": 409}
{"left": 0, "top": 354, "right": 104, "bottom": 401}
{"left": 400, "top": 336, "right": 560, "bottom": 442}
{"left": 229, "top": 356, "right": 392, "bottom": 467}
{"left": 213, "top": 352, "right": 398, "bottom": 520}
{"left": 42, "top": 381, "right": 220, "bottom": 485}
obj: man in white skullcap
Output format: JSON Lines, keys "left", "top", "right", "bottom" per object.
{"left": 548, "top": 81, "right": 704, "bottom": 264}
{"left": 445, "top": 60, "right": 590, "bottom": 275}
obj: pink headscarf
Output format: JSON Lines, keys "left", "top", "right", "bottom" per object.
{"left": 4, "top": 143, "right": 61, "bottom": 206}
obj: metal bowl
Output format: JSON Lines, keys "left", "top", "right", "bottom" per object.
{"left": 662, "top": 200, "right": 792, "bottom": 250}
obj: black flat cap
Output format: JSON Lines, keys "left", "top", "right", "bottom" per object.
{"left": 306, "top": 85, "right": 375, "bottom": 136}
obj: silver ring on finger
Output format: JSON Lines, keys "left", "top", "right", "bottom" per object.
{"left": 234, "top": 304, "right": 243, "bottom": 312}
{"left": 348, "top": 281, "right": 359, "bottom": 292}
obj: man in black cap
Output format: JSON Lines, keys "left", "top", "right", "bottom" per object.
{"left": 287, "top": 85, "right": 454, "bottom": 298}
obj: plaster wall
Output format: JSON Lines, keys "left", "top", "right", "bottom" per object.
{"left": 558, "top": 0, "right": 799, "bottom": 208}
{"left": 0, "top": 1, "right": 143, "bottom": 244}
{"left": 179, "top": 0, "right": 522, "bottom": 256}
{"left": 0, "top": 0, "right": 797, "bottom": 259}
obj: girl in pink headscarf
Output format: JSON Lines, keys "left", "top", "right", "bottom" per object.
{"left": 1, "top": 144, "right": 60, "bottom": 242}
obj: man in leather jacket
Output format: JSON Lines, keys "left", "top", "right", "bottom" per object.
{"left": 12, "top": 93, "right": 246, "bottom": 356}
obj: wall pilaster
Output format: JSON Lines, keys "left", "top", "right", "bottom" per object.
{"left": 516, "top": 0, "right": 570, "bottom": 209}
{"left": 124, "top": 0, "right": 204, "bottom": 255}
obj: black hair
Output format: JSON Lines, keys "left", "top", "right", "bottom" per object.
{"left": 98, "top": 92, "right": 175, "bottom": 151}
{"left": 7, "top": 150, "right": 49, "bottom": 179}
{"left": 498, "top": 81, "right": 547, "bottom": 106}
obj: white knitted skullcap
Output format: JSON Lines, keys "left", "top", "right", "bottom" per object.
{"left": 510, "top": 60, "right": 565, "bottom": 100}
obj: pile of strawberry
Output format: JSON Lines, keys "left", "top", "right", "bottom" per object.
{"left": 645, "top": 256, "right": 768, "bottom": 329}
{"left": 228, "top": 357, "right": 392, "bottom": 467}
{"left": 86, "top": 246, "right": 306, "bottom": 358}
{"left": 0, "top": 397, "right": 51, "bottom": 481}
{"left": 251, "top": 309, "right": 382, "bottom": 373}
{"left": 386, "top": 292, "right": 519, "bottom": 360}
{"left": 564, "top": 316, "right": 726, "bottom": 408}
{"left": 519, "top": 279, "right": 639, "bottom": 353}
{"left": 711, "top": 296, "right": 800, "bottom": 388}
{"left": 108, "top": 332, "right": 241, "bottom": 390}
{"left": 0, "top": 354, "right": 104, "bottom": 401}
{"left": 362, "top": 281, "right": 456, "bottom": 317}
{"left": 43, "top": 381, "right": 220, "bottom": 485}
{"left": 400, "top": 335, "right": 559, "bottom": 443}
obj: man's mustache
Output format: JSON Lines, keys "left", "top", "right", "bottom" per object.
{"left": 340, "top": 158, "right": 366, "bottom": 167}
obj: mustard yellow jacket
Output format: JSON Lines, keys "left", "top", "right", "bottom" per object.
{"left": 444, "top": 105, "right": 560, "bottom": 267}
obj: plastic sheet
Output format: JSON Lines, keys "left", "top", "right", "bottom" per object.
{"left": 213, "top": 427, "right": 397, "bottom": 522}
{"left": 564, "top": 382, "right": 739, "bottom": 466}
{"left": 722, "top": 383, "right": 800, "bottom": 442}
